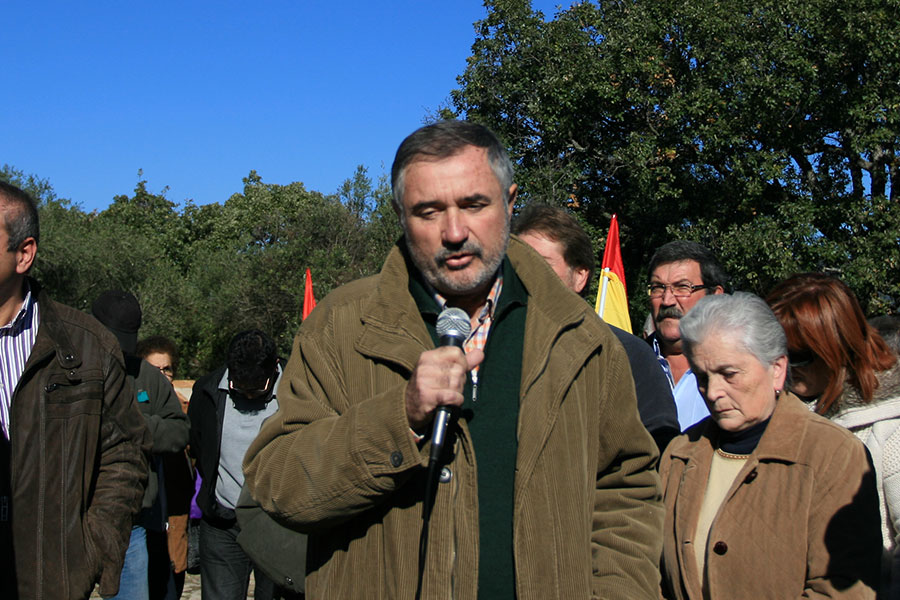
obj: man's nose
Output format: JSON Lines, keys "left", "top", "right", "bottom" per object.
{"left": 660, "top": 285, "right": 678, "bottom": 303}
{"left": 442, "top": 210, "right": 468, "bottom": 245}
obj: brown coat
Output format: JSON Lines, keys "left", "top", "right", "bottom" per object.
{"left": 660, "top": 393, "right": 882, "bottom": 599}
{"left": 244, "top": 238, "right": 664, "bottom": 599}
{"left": 6, "top": 284, "right": 150, "bottom": 599}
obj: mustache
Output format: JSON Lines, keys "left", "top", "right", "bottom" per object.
{"left": 435, "top": 242, "right": 483, "bottom": 267}
{"left": 656, "top": 306, "right": 684, "bottom": 320}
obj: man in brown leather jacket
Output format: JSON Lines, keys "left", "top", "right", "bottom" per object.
{"left": 0, "top": 181, "right": 150, "bottom": 599}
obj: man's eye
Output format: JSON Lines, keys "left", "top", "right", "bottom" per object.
{"left": 672, "top": 284, "right": 693, "bottom": 295}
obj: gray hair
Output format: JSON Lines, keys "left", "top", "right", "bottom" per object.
{"left": 390, "top": 120, "right": 514, "bottom": 219}
{"left": 0, "top": 181, "right": 40, "bottom": 250}
{"left": 680, "top": 292, "right": 787, "bottom": 367}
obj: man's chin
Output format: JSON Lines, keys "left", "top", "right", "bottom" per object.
{"left": 654, "top": 321, "right": 682, "bottom": 343}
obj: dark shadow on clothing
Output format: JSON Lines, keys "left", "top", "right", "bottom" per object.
{"left": 824, "top": 449, "right": 881, "bottom": 592}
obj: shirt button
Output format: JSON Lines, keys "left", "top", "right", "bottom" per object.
{"left": 390, "top": 451, "right": 403, "bottom": 467}
{"left": 744, "top": 469, "right": 758, "bottom": 483}
{"left": 439, "top": 466, "right": 452, "bottom": 483}
{"left": 713, "top": 541, "right": 728, "bottom": 555}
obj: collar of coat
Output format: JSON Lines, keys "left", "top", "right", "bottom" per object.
{"left": 25, "top": 277, "right": 84, "bottom": 374}
{"left": 669, "top": 393, "right": 825, "bottom": 466}
{"left": 352, "top": 234, "right": 613, "bottom": 413}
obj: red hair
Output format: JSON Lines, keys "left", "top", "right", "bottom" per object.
{"left": 767, "top": 273, "right": 897, "bottom": 415}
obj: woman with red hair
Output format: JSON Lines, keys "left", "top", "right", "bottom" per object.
{"left": 768, "top": 273, "right": 900, "bottom": 597}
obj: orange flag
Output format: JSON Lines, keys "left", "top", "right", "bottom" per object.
{"left": 302, "top": 268, "right": 316, "bottom": 320}
{"left": 594, "top": 214, "right": 633, "bottom": 333}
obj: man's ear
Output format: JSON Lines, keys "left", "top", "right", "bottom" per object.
{"left": 506, "top": 184, "right": 518, "bottom": 217}
{"left": 572, "top": 267, "right": 589, "bottom": 295}
{"left": 15, "top": 237, "right": 36, "bottom": 275}
{"left": 711, "top": 285, "right": 725, "bottom": 296}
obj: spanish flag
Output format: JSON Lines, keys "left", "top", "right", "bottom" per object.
{"left": 594, "top": 214, "right": 633, "bottom": 333}
{"left": 302, "top": 268, "right": 316, "bottom": 321}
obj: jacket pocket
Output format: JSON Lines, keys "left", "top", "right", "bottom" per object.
{"left": 44, "top": 374, "right": 103, "bottom": 418}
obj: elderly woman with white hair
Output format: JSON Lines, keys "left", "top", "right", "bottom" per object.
{"left": 659, "top": 292, "right": 882, "bottom": 599}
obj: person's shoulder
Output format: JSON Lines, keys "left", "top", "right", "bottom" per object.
{"left": 134, "top": 356, "right": 174, "bottom": 391}
{"left": 609, "top": 325, "right": 657, "bottom": 363}
{"left": 782, "top": 395, "right": 868, "bottom": 458}
{"left": 39, "top": 294, "right": 121, "bottom": 357}
{"left": 194, "top": 366, "right": 226, "bottom": 391}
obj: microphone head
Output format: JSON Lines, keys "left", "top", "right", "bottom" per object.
{"left": 437, "top": 307, "right": 471, "bottom": 344}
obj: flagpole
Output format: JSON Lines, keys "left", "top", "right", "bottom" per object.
{"left": 598, "top": 268, "right": 611, "bottom": 317}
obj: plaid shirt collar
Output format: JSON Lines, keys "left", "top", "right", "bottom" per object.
{"left": 430, "top": 272, "right": 503, "bottom": 353}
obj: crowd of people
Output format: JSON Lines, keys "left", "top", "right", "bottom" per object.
{"left": 1, "top": 118, "right": 898, "bottom": 599}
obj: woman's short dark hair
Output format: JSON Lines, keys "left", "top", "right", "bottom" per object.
{"left": 135, "top": 335, "right": 180, "bottom": 377}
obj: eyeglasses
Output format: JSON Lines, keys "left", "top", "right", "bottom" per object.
{"left": 647, "top": 282, "right": 710, "bottom": 298}
{"left": 229, "top": 377, "right": 272, "bottom": 401}
{"left": 788, "top": 350, "right": 815, "bottom": 368}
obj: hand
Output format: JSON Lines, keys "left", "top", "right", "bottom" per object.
{"left": 405, "top": 347, "right": 484, "bottom": 431}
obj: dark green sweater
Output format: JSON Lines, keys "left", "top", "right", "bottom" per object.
{"left": 411, "top": 257, "right": 527, "bottom": 599}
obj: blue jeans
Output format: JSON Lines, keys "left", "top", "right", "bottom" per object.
{"left": 109, "top": 525, "right": 149, "bottom": 600}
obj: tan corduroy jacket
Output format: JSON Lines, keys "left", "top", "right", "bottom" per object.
{"left": 660, "top": 393, "right": 882, "bottom": 599}
{"left": 244, "top": 238, "right": 664, "bottom": 599}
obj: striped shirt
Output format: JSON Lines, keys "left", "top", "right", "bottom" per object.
{"left": 0, "top": 285, "right": 40, "bottom": 440}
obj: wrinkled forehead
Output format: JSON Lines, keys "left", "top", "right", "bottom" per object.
{"left": 650, "top": 259, "right": 703, "bottom": 283}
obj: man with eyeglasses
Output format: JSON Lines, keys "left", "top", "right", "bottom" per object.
{"left": 646, "top": 241, "right": 729, "bottom": 430}
{"left": 188, "top": 329, "right": 283, "bottom": 599}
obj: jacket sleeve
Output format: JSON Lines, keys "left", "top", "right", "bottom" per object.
{"left": 86, "top": 347, "right": 152, "bottom": 597}
{"left": 140, "top": 364, "right": 189, "bottom": 454}
{"left": 802, "top": 435, "right": 882, "bottom": 598}
{"left": 243, "top": 319, "right": 427, "bottom": 531}
{"left": 591, "top": 339, "right": 665, "bottom": 600}
{"left": 187, "top": 377, "right": 212, "bottom": 479}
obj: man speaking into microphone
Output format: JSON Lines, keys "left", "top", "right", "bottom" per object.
{"left": 243, "top": 121, "right": 663, "bottom": 599}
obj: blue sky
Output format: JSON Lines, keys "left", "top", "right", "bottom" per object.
{"left": 4, "top": 1, "right": 569, "bottom": 212}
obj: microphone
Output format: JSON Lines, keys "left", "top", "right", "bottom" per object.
{"left": 430, "top": 307, "right": 471, "bottom": 463}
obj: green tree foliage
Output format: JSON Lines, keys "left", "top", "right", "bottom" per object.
{"left": 451, "top": 0, "right": 900, "bottom": 316}
{"left": 4, "top": 165, "right": 400, "bottom": 377}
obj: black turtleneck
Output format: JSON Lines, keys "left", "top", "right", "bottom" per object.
{"left": 718, "top": 417, "right": 771, "bottom": 455}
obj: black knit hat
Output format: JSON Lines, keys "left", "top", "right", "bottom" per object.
{"left": 91, "top": 290, "right": 142, "bottom": 354}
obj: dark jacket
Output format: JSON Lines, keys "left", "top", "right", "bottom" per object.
{"left": 244, "top": 239, "right": 664, "bottom": 599}
{"left": 188, "top": 366, "right": 230, "bottom": 522}
{"left": 1, "top": 281, "right": 151, "bottom": 599}
{"left": 609, "top": 325, "right": 679, "bottom": 453}
{"left": 126, "top": 356, "right": 189, "bottom": 516}
{"left": 188, "top": 364, "right": 282, "bottom": 523}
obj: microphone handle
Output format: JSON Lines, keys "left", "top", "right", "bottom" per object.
{"left": 428, "top": 333, "right": 465, "bottom": 461}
